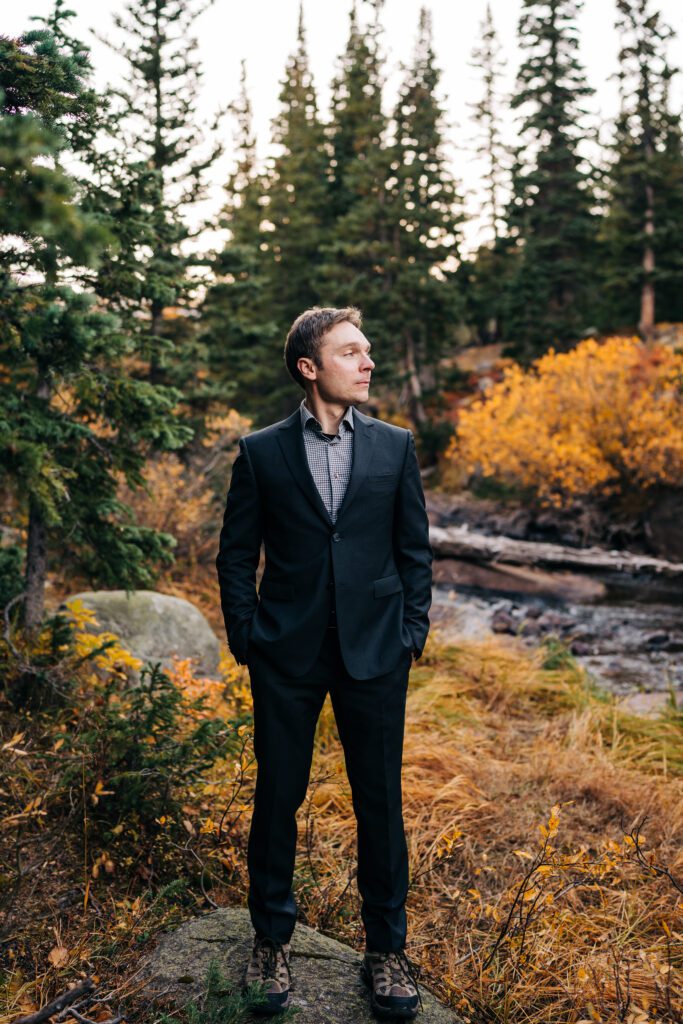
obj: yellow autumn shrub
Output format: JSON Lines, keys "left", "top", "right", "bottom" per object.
{"left": 446, "top": 336, "right": 683, "bottom": 508}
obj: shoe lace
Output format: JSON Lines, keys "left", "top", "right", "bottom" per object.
{"left": 254, "top": 936, "right": 292, "bottom": 987}
{"left": 377, "top": 950, "right": 424, "bottom": 1012}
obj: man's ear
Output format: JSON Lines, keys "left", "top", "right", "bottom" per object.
{"left": 298, "top": 356, "right": 317, "bottom": 383}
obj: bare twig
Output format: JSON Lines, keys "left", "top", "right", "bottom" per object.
{"left": 624, "top": 813, "right": 683, "bottom": 894}
{"left": 62, "top": 1009, "right": 126, "bottom": 1024}
{"left": 216, "top": 733, "right": 254, "bottom": 843}
{"left": 11, "top": 978, "right": 96, "bottom": 1024}
{"left": 3, "top": 590, "right": 26, "bottom": 657}
{"left": 481, "top": 834, "right": 552, "bottom": 971}
{"left": 165, "top": 835, "right": 219, "bottom": 909}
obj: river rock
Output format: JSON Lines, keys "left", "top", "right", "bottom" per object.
{"left": 492, "top": 609, "right": 516, "bottom": 633}
{"left": 537, "top": 610, "right": 569, "bottom": 629}
{"left": 60, "top": 590, "right": 220, "bottom": 677}
{"left": 132, "top": 906, "right": 463, "bottom": 1023}
{"left": 645, "top": 632, "right": 670, "bottom": 648}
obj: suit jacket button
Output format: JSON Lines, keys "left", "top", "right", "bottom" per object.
{"left": 332, "top": 532, "right": 341, "bottom": 542}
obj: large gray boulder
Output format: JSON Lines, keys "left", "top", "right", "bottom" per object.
{"left": 133, "top": 907, "right": 463, "bottom": 1023}
{"left": 60, "top": 590, "right": 220, "bottom": 678}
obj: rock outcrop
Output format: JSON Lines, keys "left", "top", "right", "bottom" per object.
{"left": 60, "top": 589, "right": 220, "bottom": 677}
{"left": 133, "top": 906, "right": 464, "bottom": 1023}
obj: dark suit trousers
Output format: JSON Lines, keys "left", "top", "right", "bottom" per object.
{"left": 245, "top": 610, "right": 412, "bottom": 953}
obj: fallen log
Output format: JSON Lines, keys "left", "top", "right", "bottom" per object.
{"left": 432, "top": 557, "right": 607, "bottom": 602}
{"left": 429, "top": 525, "right": 683, "bottom": 604}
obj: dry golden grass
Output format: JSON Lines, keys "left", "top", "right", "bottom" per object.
{"left": 2, "top": 616, "right": 680, "bottom": 1024}
{"left": 272, "top": 629, "right": 683, "bottom": 1023}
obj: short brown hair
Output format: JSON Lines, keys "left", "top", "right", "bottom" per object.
{"left": 284, "top": 306, "right": 363, "bottom": 391}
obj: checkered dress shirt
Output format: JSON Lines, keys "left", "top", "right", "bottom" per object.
{"left": 299, "top": 399, "right": 354, "bottom": 524}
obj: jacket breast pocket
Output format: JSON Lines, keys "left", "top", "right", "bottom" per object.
{"left": 259, "top": 579, "right": 295, "bottom": 601}
{"left": 368, "top": 471, "right": 399, "bottom": 493}
{"left": 373, "top": 573, "right": 404, "bottom": 598}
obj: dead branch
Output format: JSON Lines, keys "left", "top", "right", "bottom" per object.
{"left": 11, "top": 978, "right": 96, "bottom": 1024}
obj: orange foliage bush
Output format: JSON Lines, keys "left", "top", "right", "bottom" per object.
{"left": 446, "top": 336, "right": 683, "bottom": 508}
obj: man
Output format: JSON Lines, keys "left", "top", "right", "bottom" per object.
{"left": 215, "top": 306, "right": 432, "bottom": 1019}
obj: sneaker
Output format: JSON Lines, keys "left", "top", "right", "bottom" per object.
{"left": 361, "top": 948, "right": 423, "bottom": 1019}
{"left": 242, "top": 935, "right": 293, "bottom": 1014}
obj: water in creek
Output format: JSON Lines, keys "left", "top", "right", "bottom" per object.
{"left": 429, "top": 583, "right": 683, "bottom": 707}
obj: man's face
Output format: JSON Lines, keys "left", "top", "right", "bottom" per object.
{"left": 299, "top": 321, "right": 375, "bottom": 405}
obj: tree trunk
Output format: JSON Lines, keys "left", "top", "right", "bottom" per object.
{"left": 639, "top": 52, "right": 656, "bottom": 344}
{"left": 23, "top": 374, "right": 52, "bottom": 632}
{"left": 23, "top": 495, "right": 48, "bottom": 632}
{"left": 405, "top": 331, "right": 428, "bottom": 427}
{"left": 639, "top": 181, "right": 656, "bottom": 342}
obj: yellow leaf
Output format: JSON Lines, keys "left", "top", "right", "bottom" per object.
{"left": 2, "top": 731, "right": 25, "bottom": 750}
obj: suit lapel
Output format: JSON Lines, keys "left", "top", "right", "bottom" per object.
{"left": 276, "top": 406, "right": 377, "bottom": 527}
{"left": 336, "top": 409, "right": 377, "bottom": 520}
{"left": 277, "top": 410, "right": 333, "bottom": 526}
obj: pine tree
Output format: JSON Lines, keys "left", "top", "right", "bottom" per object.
{"left": 265, "top": 3, "right": 330, "bottom": 324}
{"left": 94, "top": 0, "right": 224, "bottom": 414}
{"left": 657, "top": 109, "right": 683, "bottom": 323}
{"left": 599, "top": 0, "right": 683, "bottom": 337}
{"left": 388, "top": 7, "right": 465, "bottom": 430}
{"left": 469, "top": 2, "right": 508, "bottom": 245}
{"left": 466, "top": 2, "right": 511, "bottom": 343}
{"left": 326, "top": 2, "right": 386, "bottom": 221}
{"left": 199, "top": 62, "right": 282, "bottom": 427}
{"left": 0, "top": 3, "right": 189, "bottom": 634}
{"left": 317, "top": 2, "right": 396, "bottom": 369}
{"left": 503, "top": 0, "right": 599, "bottom": 361}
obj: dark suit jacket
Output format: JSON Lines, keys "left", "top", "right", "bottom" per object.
{"left": 215, "top": 405, "right": 433, "bottom": 680}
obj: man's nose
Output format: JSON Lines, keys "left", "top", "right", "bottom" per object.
{"left": 361, "top": 354, "right": 375, "bottom": 369}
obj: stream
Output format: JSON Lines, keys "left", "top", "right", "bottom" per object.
{"left": 430, "top": 584, "right": 682, "bottom": 701}
{"left": 424, "top": 494, "right": 683, "bottom": 716}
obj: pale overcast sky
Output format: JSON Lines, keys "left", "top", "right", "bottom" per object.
{"left": 7, "top": 0, "right": 683, "bottom": 255}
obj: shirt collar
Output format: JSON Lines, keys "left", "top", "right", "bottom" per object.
{"left": 299, "top": 398, "right": 354, "bottom": 434}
